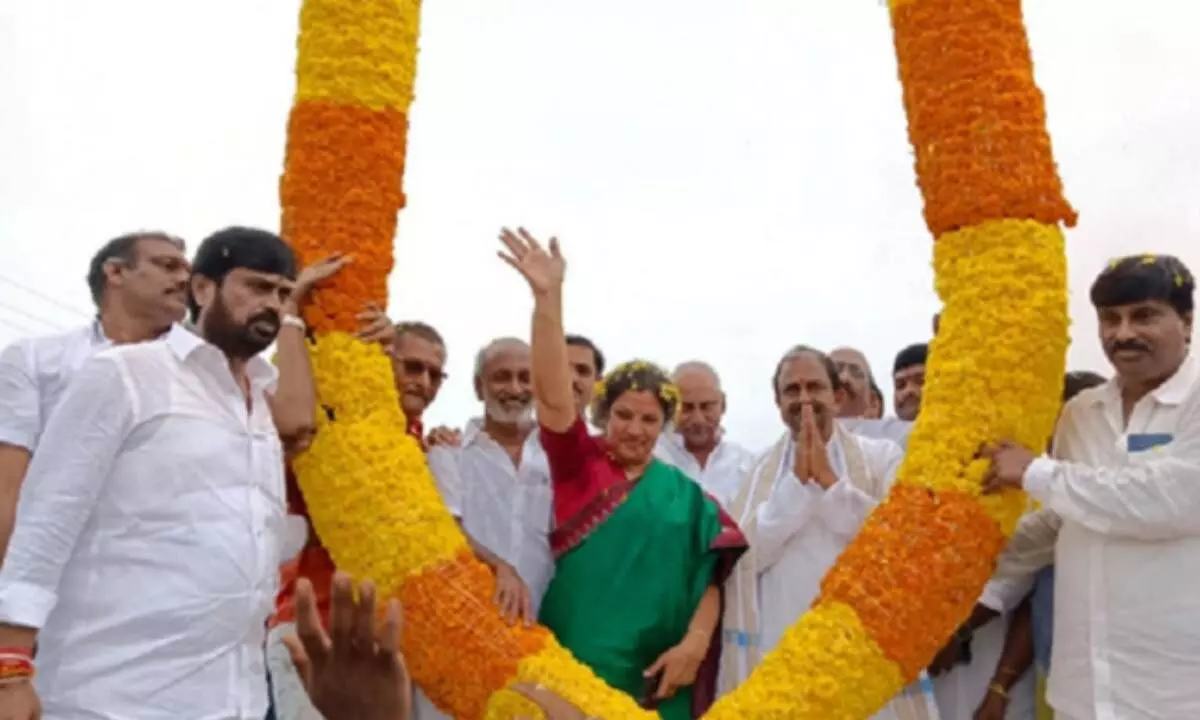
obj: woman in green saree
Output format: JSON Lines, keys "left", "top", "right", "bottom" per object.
{"left": 498, "top": 228, "right": 748, "bottom": 719}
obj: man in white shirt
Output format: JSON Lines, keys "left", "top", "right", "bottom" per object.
{"left": 419, "top": 337, "right": 555, "bottom": 719}
{"left": 0, "top": 231, "right": 191, "bottom": 561}
{"left": 654, "top": 361, "right": 753, "bottom": 507}
{"left": 0, "top": 226, "right": 300, "bottom": 720}
{"left": 980, "top": 254, "right": 1199, "bottom": 720}
{"left": 719, "top": 346, "right": 935, "bottom": 717}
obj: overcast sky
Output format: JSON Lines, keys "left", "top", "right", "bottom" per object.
{"left": 1, "top": 0, "right": 1196, "bottom": 447}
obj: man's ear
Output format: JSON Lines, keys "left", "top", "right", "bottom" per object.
{"left": 190, "top": 275, "right": 216, "bottom": 318}
{"left": 103, "top": 258, "right": 127, "bottom": 292}
{"left": 473, "top": 374, "right": 484, "bottom": 402}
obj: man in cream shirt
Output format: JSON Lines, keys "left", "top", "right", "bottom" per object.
{"left": 981, "top": 254, "right": 1199, "bottom": 720}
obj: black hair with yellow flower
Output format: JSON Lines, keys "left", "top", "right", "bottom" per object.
{"left": 1091, "top": 253, "right": 1195, "bottom": 317}
{"left": 590, "top": 359, "right": 680, "bottom": 427}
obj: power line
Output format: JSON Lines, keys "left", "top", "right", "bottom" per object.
{"left": 0, "top": 274, "right": 90, "bottom": 319}
{"left": 0, "top": 316, "right": 38, "bottom": 337}
{"left": 0, "top": 301, "right": 66, "bottom": 332}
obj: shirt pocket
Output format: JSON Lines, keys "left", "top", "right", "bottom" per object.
{"left": 521, "top": 482, "right": 553, "bottom": 535}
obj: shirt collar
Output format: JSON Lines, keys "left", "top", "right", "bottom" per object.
{"left": 89, "top": 318, "right": 109, "bottom": 346}
{"left": 462, "top": 417, "right": 485, "bottom": 446}
{"left": 164, "top": 323, "right": 277, "bottom": 390}
{"left": 1151, "top": 353, "right": 1198, "bottom": 405}
{"left": 668, "top": 428, "right": 726, "bottom": 456}
{"left": 461, "top": 416, "right": 538, "bottom": 448}
{"left": 1094, "top": 353, "right": 1198, "bottom": 409}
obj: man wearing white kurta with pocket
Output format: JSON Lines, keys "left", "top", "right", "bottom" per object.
{"left": 980, "top": 254, "right": 1200, "bottom": 720}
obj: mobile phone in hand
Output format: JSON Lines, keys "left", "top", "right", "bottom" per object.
{"left": 641, "top": 671, "right": 663, "bottom": 709}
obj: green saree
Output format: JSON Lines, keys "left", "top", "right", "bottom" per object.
{"left": 537, "top": 441, "right": 746, "bottom": 719}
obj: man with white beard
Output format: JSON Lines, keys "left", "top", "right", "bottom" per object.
{"left": 420, "top": 338, "right": 555, "bottom": 718}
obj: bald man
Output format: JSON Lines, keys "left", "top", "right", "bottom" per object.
{"left": 653, "top": 361, "right": 754, "bottom": 507}
{"left": 830, "top": 347, "right": 877, "bottom": 419}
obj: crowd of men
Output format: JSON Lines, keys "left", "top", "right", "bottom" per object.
{"left": 0, "top": 226, "right": 1195, "bottom": 720}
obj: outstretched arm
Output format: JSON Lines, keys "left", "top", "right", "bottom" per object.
{"left": 498, "top": 228, "right": 575, "bottom": 433}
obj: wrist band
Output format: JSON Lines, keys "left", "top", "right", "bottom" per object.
{"left": 281, "top": 314, "right": 306, "bottom": 331}
{"left": 0, "top": 653, "right": 34, "bottom": 683}
{"left": 987, "top": 681, "right": 1010, "bottom": 700}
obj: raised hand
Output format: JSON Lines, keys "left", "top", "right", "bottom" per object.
{"left": 292, "top": 253, "right": 353, "bottom": 306}
{"left": 283, "top": 573, "right": 411, "bottom": 720}
{"left": 356, "top": 303, "right": 395, "bottom": 350}
{"left": 497, "top": 227, "right": 565, "bottom": 296}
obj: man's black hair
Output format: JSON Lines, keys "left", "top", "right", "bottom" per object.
{"left": 1090, "top": 254, "right": 1195, "bottom": 316}
{"left": 771, "top": 344, "right": 841, "bottom": 396}
{"left": 86, "top": 231, "right": 186, "bottom": 307}
{"left": 893, "top": 343, "right": 928, "bottom": 375}
{"left": 566, "top": 334, "right": 605, "bottom": 376}
{"left": 188, "top": 226, "right": 297, "bottom": 319}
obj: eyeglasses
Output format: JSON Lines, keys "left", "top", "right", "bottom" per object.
{"left": 396, "top": 357, "right": 447, "bottom": 384}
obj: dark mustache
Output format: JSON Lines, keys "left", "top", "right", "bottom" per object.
{"left": 1111, "top": 340, "right": 1149, "bottom": 353}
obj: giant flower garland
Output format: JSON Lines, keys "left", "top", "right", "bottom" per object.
{"left": 279, "top": 0, "right": 1075, "bottom": 717}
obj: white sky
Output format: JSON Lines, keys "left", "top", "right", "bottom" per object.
{"left": 1, "top": 0, "right": 1197, "bottom": 447}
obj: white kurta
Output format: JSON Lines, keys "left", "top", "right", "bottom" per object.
{"left": 983, "top": 354, "right": 1200, "bottom": 720}
{"left": 754, "top": 432, "right": 901, "bottom": 652}
{"left": 742, "top": 431, "right": 937, "bottom": 718}
{"left": 654, "top": 431, "right": 754, "bottom": 507}
{"left": 420, "top": 418, "right": 556, "bottom": 720}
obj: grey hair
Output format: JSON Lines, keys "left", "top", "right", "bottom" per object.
{"left": 473, "top": 336, "right": 529, "bottom": 377}
{"left": 671, "top": 360, "right": 721, "bottom": 389}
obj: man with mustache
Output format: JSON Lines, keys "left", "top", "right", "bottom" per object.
{"left": 0, "top": 227, "right": 302, "bottom": 720}
{"left": 654, "top": 361, "right": 753, "bottom": 507}
{"left": 830, "top": 346, "right": 875, "bottom": 419}
{"left": 0, "top": 231, "right": 190, "bottom": 563}
{"left": 719, "top": 346, "right": 936, "bottom": 717}
{"left": 417, "top": 337, "right": 557, "bottom": 719}
{"left": 980, "top": 254, "right": 1199, "bottom": 720}
{"left": 391, "top": 321, "right": 450, "bottom": 445}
